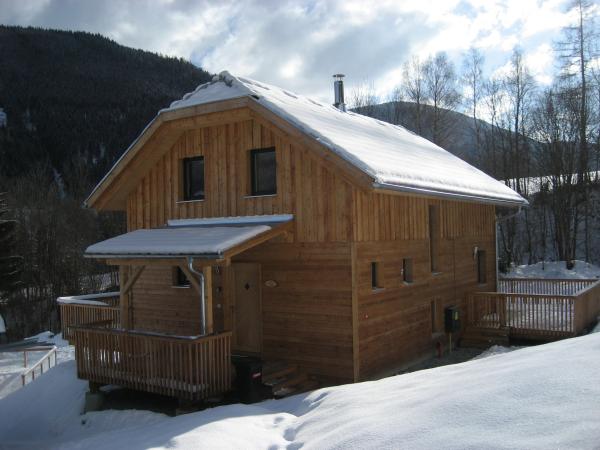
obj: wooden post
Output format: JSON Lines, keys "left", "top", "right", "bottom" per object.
{"left": 203, "top": 266, "right": 214, "bottom": 335}
{"left": 120, "top": 266, "right": 130, "bottom": 329}
{"left": 351, "top": 243, "right": 360, "bottom": 382}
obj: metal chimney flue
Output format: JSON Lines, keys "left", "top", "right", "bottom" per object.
{"left": 333, "top": 74, "right": 346, "bottom": 111}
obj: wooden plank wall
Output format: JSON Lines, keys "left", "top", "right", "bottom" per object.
{"left": 131, "top": 266, "right": 202, "bottom": 336}
{"left": 353, "top": 196, "right": 496, "bottom": 379}
{"left": 235, "top": 242, "right": 354, "bottom": 384}
{"left": 121, "top": 107, "right": 501, "bottom": 384}
{"left": 126, "top": 117, "right": 353, "bottom": 243}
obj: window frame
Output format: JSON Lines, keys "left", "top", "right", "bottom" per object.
{"left": 402, "top": 258, "right": 414, "bottom": 284}
{"left": 371, "top": 261, "right": 384, "bottom": 290}
{"left": 477, "top": 249, "right": 487, "bottom": 284}
{"left": 249, "top": 147, "right": 277, "bottom": 196}
{"left": 428, "top": 205, "right": 440, "bottom": 273}
{"left": 182, "top": 156, "right": 205, "bottom": 202}
{"left": 172, "top": 267, "right": 191, "bottom": 288}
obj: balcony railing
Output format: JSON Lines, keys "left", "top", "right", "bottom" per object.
{"left": 58, "top": 293, "right": 120, "bottom": 342}
{"left": 468, "top": 278, "right": 600, "bottom": 340}
{"left": 73, "top": 326, "right": 232, "bottom": 401}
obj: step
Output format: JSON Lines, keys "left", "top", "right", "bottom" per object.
{"left": 273, "top": 376, "right": 318, "bottom": 398}
{"left": 271, "top": 372, "right": 308, "bottom": 392}
{"left": 262, "top": 365, "right": 298, "bottom": 386}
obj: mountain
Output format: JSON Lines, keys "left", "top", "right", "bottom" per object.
{"left": 0, "top": 26, "right": 212, "bottom": 193}
{"left": 354, "top": 101, "right": 491, "bottom": 168}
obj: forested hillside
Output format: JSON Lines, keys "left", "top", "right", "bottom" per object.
{"left": 0, "top": 26, "right": 212, "bottom": 339}
{"left": 0, "top": 25, "right": 211, "bottom": 188}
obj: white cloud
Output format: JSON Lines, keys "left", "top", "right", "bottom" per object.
{"left": 0, "top": 0, "right": 576, "bottom": 101}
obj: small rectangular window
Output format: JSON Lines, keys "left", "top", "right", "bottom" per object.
{"left": 403, "top": 258, "right": 414, "bottom": 283}
{"left": 477, "top": 249, "right": 487, "bottom": 284}
{"left": 172, "top": 267, "right": 190, "bottom": 287}
{"left": 429, "top": 205, "right": 439, "bottom": 273}
{"left": 182, "top": 156, "right": 205, "bottom": 201}
{"left": 431, "top": 299, "right": 439, "bottom": 333}
{"left": 250, "top": 148, "right": 277, "bottom": 196}
{"left": 371, "top": 261, "right": 383, "bottom": 290}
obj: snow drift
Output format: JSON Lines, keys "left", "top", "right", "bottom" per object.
{"left": 1, "top": 333, "right": 599, "bottom": 449}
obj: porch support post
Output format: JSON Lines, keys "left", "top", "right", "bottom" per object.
{"left": 119, "top": 266, "right": 130, "bottom": 329}
{"left": 203, "top": 266, "right": 214, "bottom": 335}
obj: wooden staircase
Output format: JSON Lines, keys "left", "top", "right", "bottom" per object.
{"left": 262, "top": 361, "right": 319, "bottom": 398}
{"left": 460, "top": 325, "right": 510, "bottom": 349}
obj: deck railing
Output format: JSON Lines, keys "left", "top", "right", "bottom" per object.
{"left": 73, "top": 326, "right": 232, "bottom": 401}
{"left": 468, "top": 278, "right": 600, "bottom": 340}
{"left": 21, "top": 346, "right": 58, "bottom": 386}
{"left": 58, "top": 292, "right": 120, "bottom": 342}
{"left": 498, "top": 278, "right": 596, "bottom": 296}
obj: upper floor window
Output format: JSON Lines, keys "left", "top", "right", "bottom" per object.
{"left": 182, "top": 156, "right": 205, "bottom": 201}
{"left": 429, "top": 205, "right": 440, "bottom": 273}
{"left": 250, "top": 147, "right": 276, "bottom": 196}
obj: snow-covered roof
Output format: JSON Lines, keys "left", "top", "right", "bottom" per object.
{"left": 85, "top": 225, "right": 273, "bottom": 258}
{"left": 168, "top": 214, "right": 293, "bottom": 228}
{"left": 165, "top": 71, "right": 526, "bottom": 206}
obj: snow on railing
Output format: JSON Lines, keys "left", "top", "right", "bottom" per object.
{"left": 58, "top": 293, "right": 120, "bottom": 342}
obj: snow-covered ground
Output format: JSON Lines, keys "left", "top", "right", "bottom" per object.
{"left": 0, "top": 332, "right": 599, "bottom": 449}
{"left": 506, "top": 260, "right": 600, "bottom": 279}
{"left": 0, "top": 332, "right": 73, "bottom": 400}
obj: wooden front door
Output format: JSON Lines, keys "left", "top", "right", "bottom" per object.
{"left": 233, "top": 263, "right": 262, "bottom": 353}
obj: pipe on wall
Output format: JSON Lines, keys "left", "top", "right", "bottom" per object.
{"left": 187, "top": 256, "right": 207, "bottom": 336}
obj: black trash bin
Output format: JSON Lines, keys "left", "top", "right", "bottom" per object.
{"left": 231, "top": 354, "right": 263, "bottom": 403}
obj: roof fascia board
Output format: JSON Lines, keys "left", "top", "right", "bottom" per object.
{"left": 85, "top": 97, "right": 251, "bottom": 210}
{"left": 373, "top": 182, "right": 529, "bottom": 207}
{"left": 246, "top": 100, "right": 375, "bottom": 192}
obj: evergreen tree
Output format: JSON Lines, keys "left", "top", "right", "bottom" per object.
{"left": 0, "top": 193, "right": 21, "bottom": 298}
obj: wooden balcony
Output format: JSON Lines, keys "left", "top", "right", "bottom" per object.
{"left": 73, "top": 325, "right": 232, "bottom": 401}
{"left": 467, "top": 278, "right": 600, "bottom": 341}
{"left": 58, "top": 293, "right": 120, "bottom": 342}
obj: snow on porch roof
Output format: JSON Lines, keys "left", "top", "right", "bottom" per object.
{"left": 166, "top": 71, "right": 527, "bottom": 207}
{"left": 85, "top": 222, "right": 281, "bottom": 259}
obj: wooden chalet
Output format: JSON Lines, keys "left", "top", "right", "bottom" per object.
{"left": 59, "top": 72, "right": 600, "bottom": 402}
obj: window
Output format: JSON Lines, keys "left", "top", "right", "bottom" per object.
{"left": 477, "top": 249, "right": 487, "bottom": 284}
{"left": 172, "top": 267, "right": 190, "bottom": 287}
{"left": 403, "top": 258, "right": 414, "bottom": 283}
{"left": 431, "top": 299, "right": 440, "bottom": 334}
{"left": 371, "top": 261, "right": 383, "bottom": 290}
{"left": 429, "top": 205, "right": 440, "bottom": 272}
{"left": 182, "top": 156, "right": 205, "bottom": 201}
{"left": 250, "top": 148, "right": 277, "bottom": 196}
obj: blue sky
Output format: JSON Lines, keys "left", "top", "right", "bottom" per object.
{"left": 0, "top": 0, "right": 592, "bottom": 104}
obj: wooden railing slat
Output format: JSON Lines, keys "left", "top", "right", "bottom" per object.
{"left": 73, "top": 326, "right": 232, "bottom": 400}
{"left": 470, "top": 278, "right": 600, "bottom": 340}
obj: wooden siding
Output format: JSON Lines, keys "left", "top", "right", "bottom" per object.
{"left": 126, "top": 117, "right": 353, "bottom": 243}
{"left": 235, "top": 242, "right": 354, "bottom": 383}
{"left": 119, "top": 105, "right": 501, "bottom": 385}
{"left": 353, "top": 198, "right": 497, "bottom": 379}
{"left": 131, "top": 266, "right": 203, "bottom": 336}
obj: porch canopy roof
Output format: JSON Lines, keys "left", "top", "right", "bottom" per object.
{"left": 85, "top": 214, "right": 293, "bottom": 263}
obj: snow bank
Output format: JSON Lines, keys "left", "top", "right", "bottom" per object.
{"left": 507, "top": 260, "right": 600, "bottom": 279}
{"left": 1, "top": 333, "right": 600, "bottom": 449}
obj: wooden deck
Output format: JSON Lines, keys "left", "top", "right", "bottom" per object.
{"left": 467, "top": 278, "right": 600, "bottom": 342}
{"left": 59, "top": 294, "right": 232, "bottom": 400}
{"left": 73, "top": 325, "right": 232, "bottom": 401}
{"left": 58, "top": 293, "right": 120, "bottom": 342}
